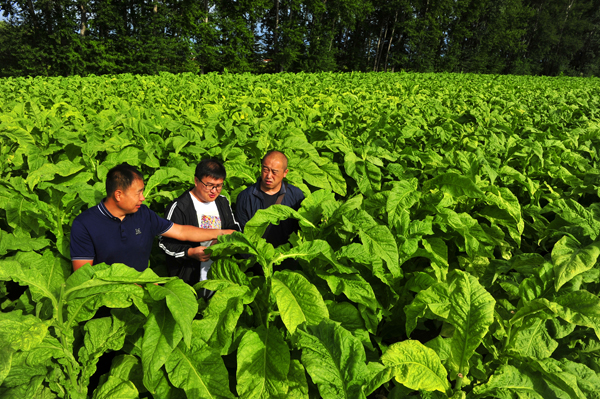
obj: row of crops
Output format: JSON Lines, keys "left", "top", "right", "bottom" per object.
{"left": 1, "top": 71, "right": 600, "bottom": 398}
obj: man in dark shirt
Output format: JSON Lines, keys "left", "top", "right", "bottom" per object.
{"left": 236, "top": 151, "right": 304, "bottom": 247}
{"left": 70, "top": 163, "right": 236, "bottom": 272}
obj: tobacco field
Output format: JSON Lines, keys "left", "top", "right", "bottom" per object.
{"left": 1, "top": 71, "right": 600, "bottom": 399}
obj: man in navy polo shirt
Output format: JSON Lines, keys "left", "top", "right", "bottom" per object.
{"left": 236, "top": 151, "right": 304, "bottom": 247}
{"left": 70, "top": 163, "right": 236, "bottom": 272}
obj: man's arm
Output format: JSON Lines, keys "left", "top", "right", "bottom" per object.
{"left": 70, "top": 218, "right": 96, "bottom": 272}
{"left": 72, "top": 259, "right": 93, "bottom": 271}
{"left": 159, "top": 200, "right": 200, "bottom": 261}
{"left": 235, "top": 191, "right": 252, "bottom": 231}
{"left": 161, "top": 223, "right": 235, "bottom": 242}
{"left": 292, "top": 186, "right": 305, "bottom": 210}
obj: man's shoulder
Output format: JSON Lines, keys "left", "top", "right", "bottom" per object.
{"left": 215, "top": 194, "right": 232, "bottom": 206}
{"left": 237, "top": 183, "right": 258, "bottom": 200}
{"left": 73, "top": 205, "right": 100, "bottom": 224}
{"left": 165, "top": 190, "right": 194, "bottom": 212}
{"left": 285, "top": 182, "right": 305, "bottom": 197}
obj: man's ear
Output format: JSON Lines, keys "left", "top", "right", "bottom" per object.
{"left": 113, "top": 189, "right": 123, "bottom": 202}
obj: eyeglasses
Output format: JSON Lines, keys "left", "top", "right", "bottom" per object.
{"left": 199, "top": 180, "right": 224, "bottom": 191}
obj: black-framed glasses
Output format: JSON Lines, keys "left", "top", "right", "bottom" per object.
{"left": 199, "top": 180, "right": 224, "bottom": 191}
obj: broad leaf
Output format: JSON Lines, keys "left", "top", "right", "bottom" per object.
{"left": 381, "top": 340, "right": 450, "bottom": 393}
{"left": 236, "top": 326, "right": 290, "bottom": 399}
{"left": 552, "top": 236, "right": 600, "bottom": 291}
{"left": 142, "top": 302, "right": 183, "bottom": 393}
{"left": 165, "top": 333, "right": 234, "bottom": 399}
{"left": 297, "top": 319, "right": 368, "bottom": 399}
{"left": 447, "top": 270, "right": 495, "bottom": 379}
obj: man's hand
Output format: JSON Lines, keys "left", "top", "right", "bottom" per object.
{"left": 188, "top": 246, "right": 211, "bottom": 262}
{"left": 218, "top": 229, "right": 236, "bottom": 236}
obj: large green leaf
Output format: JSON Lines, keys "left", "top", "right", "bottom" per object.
{"left": 297, "top": 319, "right": 368, "bottom": 399}
{"left": 507, "top": 317, "right": 558, "bottom": 360}
{"left": 350, "top": 210, "right": 401, "bottom": 277}
{"left": 274, "top": 240, "right": 348, "bottom": 273}
{"left": 193, "top": 285, "right": 250, "bottom": 353}
{"left": 404, "top": 282, "right": 450, "bottom": 337}
{"left": 552, "top": 236, "right": 600, "bottom": 291}
{"left": 529, "top": 358, "right": 588, "bottom": 399}
{"left": 92, "top": 376, "right": 138, "bottom": 399}
{"left": 447, "top": 270, "right": 495, "bottom": 379}
{"left": 79, "top": 312, "right": 142, "bottom": 386}
{"left": 480, "top": 186, "right": 524, "bottom": 245}
{"left": 426, "top": 173, "right": 484, "bottom": 199}
{"left": 142, "top": 301, "right": 183, "bottom": 393}
{"left": 344, "top": 152, "right": 381, "bottom": 196}
{"left": 318, "top": 273, "right": 380, "bottom": 311}
{"left": 165, "top": 330, "right": 234, "bottom": 399}
{"left": 236, "top": 326, "right": 290, "bottom": 399}
{"left": 297, "top": 189, "right": 339, "bottom": 226}
{"left": 473, "top": 364, "right": 558, "bottom": 398}
{"left": 0, "top": 230, "right": 50, "bottom": 256}
{"left": 386, "top": 179, "right": 421, "bottom": 235}
{"left": 0, "top": 250, "right": 69, "bottom": 310}
{"left": 328, "top": 302, "right": 372, "bottom": 350}
{"left": 0, "top": 311, "right": 52, "bottom": 352}
{"left": 0, "top": 348, "right": 12, "bottom": 386}
{"left": 286, "top": 359, "right": 309, "bottom": 399}
{"left": 272, "top": 270, "right": 329, "bottom": 334}
{"left": 243, "top": 205, "right": 316, "bottom": 244}
{"left": 26, "top": 160, "right": 85, "bottom": 190}
{"left": 436, "top": 208, "right": 494, "bottom": 259}
{"left": 544, "top": 199, "right": 600, "bottom": 240}
{"left": 381, "top": 340, "right": 450, "bottom": 393}
{"left": 295, "top": 157, "right": 331, "bottom": 191}
{"left": 320, "top": 161, "right": 347, "bottom": 196}
{"left": 146, "top": 280, "right": 198, "bottom": 348}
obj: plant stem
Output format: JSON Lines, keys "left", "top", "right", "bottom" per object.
{"left": 56, "top": 283, "right": 84, "bottom": 397}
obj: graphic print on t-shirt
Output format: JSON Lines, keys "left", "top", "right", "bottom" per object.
{"left": 200, "top": 214, "right": 221, "bottom": 230}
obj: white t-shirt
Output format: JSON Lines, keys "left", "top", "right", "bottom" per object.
{"left": 189, "top": 192, "right": 221, "bottom": 282}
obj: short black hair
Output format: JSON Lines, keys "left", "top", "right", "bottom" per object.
{"left": 195, "top": 158, "right": 226, "bottom": 181}
{"left": 262, "top": 150, "right": 288, "bottom": 169}
{"left": 106, "top": 163, "right": 144, "bottom": 197}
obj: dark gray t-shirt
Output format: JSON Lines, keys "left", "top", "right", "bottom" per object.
{"left": 262, "top": 192, "right": 278, "bottom": 208}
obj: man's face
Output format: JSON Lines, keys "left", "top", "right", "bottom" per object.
{"left": 119, "top": 178, "right": 146, "bottom": 214}
{"left": 193, "top": 176, "right": 224, "bottom": 203}
{"left": 260, "top": 154, "right": 288, "bottom": 192}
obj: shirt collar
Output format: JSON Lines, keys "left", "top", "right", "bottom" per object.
{"left": 98, "top": 200, "right": 122, "bottom": 221}
{"left": 252, "top": 179, "right": 286, "bottom": 197}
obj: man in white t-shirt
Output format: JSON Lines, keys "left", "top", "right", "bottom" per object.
{"left": 159, "top": 159, "right": 240, "bottom": 294}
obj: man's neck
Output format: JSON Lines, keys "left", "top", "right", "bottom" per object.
{"left": 260, "top": 183, "right": 282, "bottom": 196}
{"left": 103, "top": 198, "right": 126, "bottom": 221}
{"left": 190, "top": 188, "right": 207, "bottom": 203}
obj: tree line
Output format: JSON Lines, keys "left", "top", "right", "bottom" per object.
{"left": 1, "top": 0, "right": 599, "bottom": 77}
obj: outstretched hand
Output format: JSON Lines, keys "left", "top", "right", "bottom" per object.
{"left": 188, "top": 246, "right": 211, "bottom": 262}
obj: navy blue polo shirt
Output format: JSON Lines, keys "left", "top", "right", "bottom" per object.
{"left": 70, "top": 201, "right": 173, "bottom": 271}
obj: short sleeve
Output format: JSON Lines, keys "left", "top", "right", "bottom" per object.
{"left": 70, "top": 218, "right": 96, "bottom": 261}
{"left": 148, "top": 207, "right": 174, "bottom": 236}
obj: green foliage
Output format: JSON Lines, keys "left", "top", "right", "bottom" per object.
{"left": 1, "top": 71, "right": 600, "bottom": 398}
